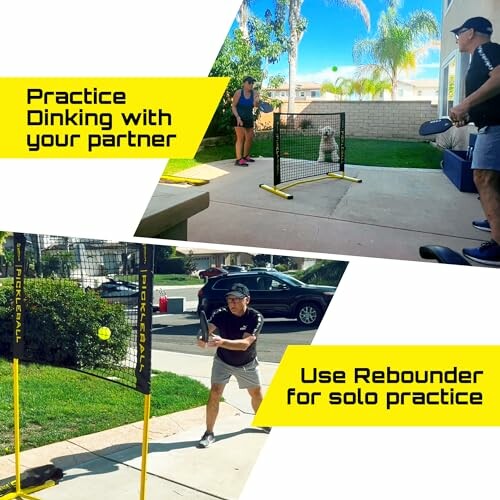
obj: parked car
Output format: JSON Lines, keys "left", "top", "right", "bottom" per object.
{"left": 222, "top": 265, "right": 248, "bottom": 273}
{"left": 97, "top": 278, "right": 139, "bottom": 304}
{"left": 197, "top": 271, "right": 336, "bottom": 327}
{"left": 198, "top": 267, "right": 228, "bottom": 280}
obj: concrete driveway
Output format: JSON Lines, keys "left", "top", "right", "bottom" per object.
{"left": 174, "top": 158, "right": 484, "bottom": 263}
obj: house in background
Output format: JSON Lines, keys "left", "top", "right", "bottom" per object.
{"left": 175, "top": 247, "right": 254, "bottom": 272}
{"left": 383, "top": 80, "right": 439, "bottom": 103}
{"left": 265, "top": 79, "right": 438, "bottom": 102}
{"left": 175, "top": 247, "right": 314, "bottom": 273}
{"left": 267, "top": 82, "right": 322, "bottom": 101}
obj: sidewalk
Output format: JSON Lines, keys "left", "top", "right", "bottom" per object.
{"left": 178, "top": 159, "right": 484, "bottom": 262}
{"left": 0, "top": 351, "right": 278, "bottom": 500}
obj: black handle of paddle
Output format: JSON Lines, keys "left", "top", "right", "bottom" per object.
{"left": 199, "top": 310, "right": 210, "bottom": 342}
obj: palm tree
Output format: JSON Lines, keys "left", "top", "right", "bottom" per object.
{"left": 286, "top": 0, "right": 370, "bottom": 114}
{"left": 321, "top": 73, "right": 391, "bottom": 101}
{"left": 363, "top": 74, "right": 393, "bottom": 100}
{"left": 352, "top": 0, "right": 439, "bottom": 101}
{"left": 321, "top": 78, "right": 350, "bottom": 101}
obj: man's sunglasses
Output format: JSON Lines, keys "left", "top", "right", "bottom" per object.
{"left": 455, "top": 28, "right": 471, "bottom": 39}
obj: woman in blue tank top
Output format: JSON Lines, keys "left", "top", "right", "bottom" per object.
{"left": 231, "top": 76, "right": 260, "bottom": 166}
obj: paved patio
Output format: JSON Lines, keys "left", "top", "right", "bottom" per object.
{"left": 160, "top": 157, "right": 484, "bottom": 263}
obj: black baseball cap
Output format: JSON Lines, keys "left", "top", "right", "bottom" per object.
{"left": 243, "top": 76, "right": 256, "bottom": 84}
{"left": 225, "top": 283, "right": 250, "bottom": 298}
{"left": 451, "top": 17, "right": 493, "bottom": 36}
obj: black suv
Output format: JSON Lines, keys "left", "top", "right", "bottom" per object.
{"left": 197, "top": 271, "right": 336, "bottom": 327}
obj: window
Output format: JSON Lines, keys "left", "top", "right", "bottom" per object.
{"left": 299, "top": 91, "right": 305, "bottom": 97}
{"left": 311, "top": 90, "right": 319, "bottom": 98}
{"left": 213, "top": 276, "right": 259, "bottom": 291}
{"left": 440, "top": 52, "right": 469, "bottom": 116}
{"left": 417, "top": 90, "right": 423, "bottom": 97}
{"left": 270, "top": 278, "right": 289, "bottom": 290}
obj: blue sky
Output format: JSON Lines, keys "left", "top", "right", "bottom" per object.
{"left": 237, "top": 0, "right": 443, "bottom": 83}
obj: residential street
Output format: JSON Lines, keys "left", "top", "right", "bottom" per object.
{"left": 152, "top": 312, "right": 317, "bottom": 363}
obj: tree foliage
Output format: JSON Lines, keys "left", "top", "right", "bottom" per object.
{"left": 154, "top": 246, "right": 176, "bottom": 273}
{"left": 268, "top": 73, "right": 286, "bottom": 89}
{"left": 321, "top": 73, "right": 391, "bottom": 100}
{"left": 0, "top": 280, "right": 131, "bottom": 368}
{"left": 297, "top": 260, "right": 348, "bottom": 286}
{"left": 183, "top": 250, "right": 198, "bottom": 275}
{"left": 252, "top": 254, "right": 297, "bottom": 269}
{"left": 41, "top": 251, "right": 75, "bottom": 278}
{"left": 0, "top": 232, "right": 9, "bottom": 257}
{"left": 207, "top": 4, "right": 288, "bottom": 137}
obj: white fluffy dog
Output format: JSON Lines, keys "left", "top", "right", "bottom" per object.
{"left": 317, "top": 126, "right": 339, "bottom": 162}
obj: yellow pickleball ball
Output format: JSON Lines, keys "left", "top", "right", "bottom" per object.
{"left": 97, "top": 326, "right": 111, "bottom": 341}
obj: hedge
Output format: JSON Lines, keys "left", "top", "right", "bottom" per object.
{"left": 0, "top": 279, "right": 132, "bottom": 369}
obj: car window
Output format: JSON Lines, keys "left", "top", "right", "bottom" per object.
{"left": 278, "top": 274, "right": 305, "bottom": 286}
{"left": 213, "top": 276, "right": 255, "bottom": 290}
{"left": 255, "top": 277, "right": 272, "bottom": 290}
{"left": 270, "top": 278, "right": 289, "bottom": 290}
{"left": 241, "top": 277, "right": 259, "bottom": 291}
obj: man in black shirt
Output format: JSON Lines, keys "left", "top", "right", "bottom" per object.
{"left": 196, "top": 283, "right": 265, "bottom": 448}
{"left": 449, "top": 17, "right": 500, "bottom": 266}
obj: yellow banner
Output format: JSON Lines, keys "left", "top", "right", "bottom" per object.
{"left": 0, "top": 77, "right": 228, "bottom": 158}
{"left": 254, "top": 345, "right": 500, "bottom": 427}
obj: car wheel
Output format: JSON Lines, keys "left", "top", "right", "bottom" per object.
{"left": 296, "top": 302, "right": 322, "bottom": 327}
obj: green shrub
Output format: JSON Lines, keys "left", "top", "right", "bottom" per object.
{"left": 274, "top": 264, "right": 288, "bottom": 272}
{"left": 0, "top": 279, "right": 131, "bottom": 369}
{"left": 156, "top": 257, "right": 185, "bottom": 274}
{"left": 296, "top": 261, "right": 349, "bottom": 286}
{"left": 299, "top": 119, "right": 313, "bottom": 130}
{"left": 41, "top": 251, "right": 75, "bottom": 278}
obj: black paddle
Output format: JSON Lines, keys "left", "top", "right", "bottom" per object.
{"left": 419, "top": 118, "right": 454, "bottom": 136}
{"left": 199, "top": 310, "right": 210, "bottom": 342}
{"left": 258, "top": 101, "right": 273, "bottom": 113}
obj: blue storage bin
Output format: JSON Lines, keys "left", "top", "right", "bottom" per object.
{"left": 442, "top": 149, "right": 478, "bottom": 193}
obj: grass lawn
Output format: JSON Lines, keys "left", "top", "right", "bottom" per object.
{"left": 3, "top": 275, "right": 202, "bottom": 288}
{"left": 153, "top": 274, "right": 203, "bottom": 286}
{"left": 116, "top": 274, "right": 203, "bottom": 286}
{"left": 165, "top": 137, "right": 443, "bottom": 175}
{"left": 0, "top": 358, "right": 209, "bottom": 455}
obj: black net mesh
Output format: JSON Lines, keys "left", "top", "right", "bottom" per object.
{"left": 273, "top": 112, "right": 345, "bottom": 185}
{"left": 2, "top": 234, "right": 153, "bottom": 394}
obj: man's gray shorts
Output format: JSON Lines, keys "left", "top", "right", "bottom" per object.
{"left": 211, "top": 355, "right": 261, "bottom": 389}
{"left": 471, "top": 125, "right": 500, "bottom": 171}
